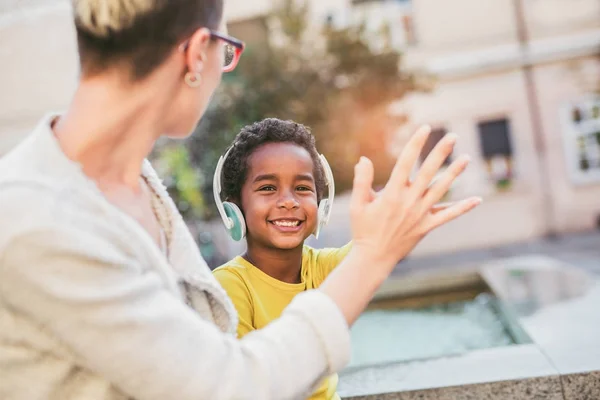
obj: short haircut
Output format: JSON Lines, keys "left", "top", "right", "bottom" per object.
{"left": 221, "top": 118, "right": 326, "bottom": 203}
{"left": 72, "top": 0, "right": 223, "bottom": 80}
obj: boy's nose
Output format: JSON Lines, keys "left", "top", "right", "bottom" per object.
{"left": 277, "top": 194, "right": 300, "bottom": 209}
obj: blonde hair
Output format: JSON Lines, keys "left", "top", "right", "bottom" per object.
{"left": 72, "top": 0, "right": 223, "bottom": 80}
{"left": 73, "top": 0, "right": 156, "bottom": 37}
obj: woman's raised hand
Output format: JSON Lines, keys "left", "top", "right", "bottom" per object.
{"left": 349, "top": 125, "right": 481, "bottom": 270}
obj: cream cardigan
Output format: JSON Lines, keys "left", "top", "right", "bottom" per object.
{"left": 0, "top": 115, "right": 351, "bottom": 400}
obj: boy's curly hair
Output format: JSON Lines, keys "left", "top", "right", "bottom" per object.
{"left": 221, "top": 118, "right": 326, "bottom": 204}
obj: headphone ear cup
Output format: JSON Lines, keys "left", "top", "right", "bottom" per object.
{"left": 223, "top": 202, "right": 246, "bottom": 241}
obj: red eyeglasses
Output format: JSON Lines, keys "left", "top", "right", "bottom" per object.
{"left": 180, "top": 30, "right": 246, "bottom": 73}
{"left": 210, "top": 30, "right": 245, "bottom": 72}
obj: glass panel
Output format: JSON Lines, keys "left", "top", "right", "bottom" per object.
{"left": 224, "top": 44, "right": 235, "bottom": 68}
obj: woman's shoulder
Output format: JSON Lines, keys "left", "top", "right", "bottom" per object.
{"left": 0, "top": 117, "right": 150, "bottom": 248}
{"left": 0, "top": 181, "right": 129, "bottom": 256}
{"left": 0, "top": 169, "right": 138, "bottom": 261}
{"left": 0, "top": 116, "right": 96, "bottom": 207}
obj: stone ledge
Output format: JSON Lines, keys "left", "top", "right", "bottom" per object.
{"left": 343, "top": 375, "right": 564, "bottom": 400}
{"left": 561, "top": 371, "right": 600, "bottom": 400}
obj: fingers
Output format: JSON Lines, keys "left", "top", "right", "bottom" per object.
{"left": 410, "top": 133, "right": 457, "bottom": 197}
{"left": 384, "top": 125, "right": 431, "bottom": 201}
{"left": 424, "top": 196, "right": 482, "bottom": 231}
{"left": 422, "top": 155, "right": 471, "bottom": 209}
{"left": 350, "top": 157, "right": 374, "bottom": 217}
{"left": 370, "top": 188, "right": 380, "bottom": 202}
{"left": 430, "top": 202, "right": 454, "bottom": 214}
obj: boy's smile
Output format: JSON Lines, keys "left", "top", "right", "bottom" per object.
{"left": 240, "top": 142, "right": 319, "bottom": 250}
{"left": 269, "top": 217, "right": 304, "bottom": 231}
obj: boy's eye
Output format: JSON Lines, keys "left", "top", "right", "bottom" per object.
{"left": 296, "top": 186, "right": 313, "bottom": 192}
{"left": 258, "top": 185, "right": 276, "bottom": 192}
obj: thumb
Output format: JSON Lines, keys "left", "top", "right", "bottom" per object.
{"left": 350, "top": 157, "right": 374, "bottom": 215}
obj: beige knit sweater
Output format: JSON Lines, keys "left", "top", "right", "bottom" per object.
{"left": 0, "top": 115, "right": 351, "bottom": 400}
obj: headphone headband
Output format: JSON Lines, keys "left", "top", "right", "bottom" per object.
{"left": 316, "top": 154, "right": 335, "bottom": 235}
{"left": 213, "top": 147, "right": 234, "bottom": 230}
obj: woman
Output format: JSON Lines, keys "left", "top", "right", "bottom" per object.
{"left": 0, "top": 1, "right": 480, "bottom": 399}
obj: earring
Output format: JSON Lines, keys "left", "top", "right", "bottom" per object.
{"left": 184, "top": 71, "right": 202, "bottom": 88}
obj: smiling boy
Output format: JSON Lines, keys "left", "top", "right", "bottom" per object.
{"left": 213, "top": 118, "right": 350, "bottom": 400}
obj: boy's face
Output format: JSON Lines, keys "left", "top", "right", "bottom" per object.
{"left": 240, "top": 142, "right": 319, "bottom": 250}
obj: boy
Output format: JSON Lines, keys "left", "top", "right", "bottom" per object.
{"left": 213, "top": 118, "right": 350, "bottom": 400}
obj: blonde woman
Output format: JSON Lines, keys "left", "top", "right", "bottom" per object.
{"left": 0, "top": 1, "right": 480, "bottom": 399}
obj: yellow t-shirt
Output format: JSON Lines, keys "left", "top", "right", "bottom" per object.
{"left": 213, "top": 243, "right": 351, "bottom": 400}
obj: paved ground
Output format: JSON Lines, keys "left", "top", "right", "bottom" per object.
{"left": 395, "top": 229, "right": 600, "bottom": 276}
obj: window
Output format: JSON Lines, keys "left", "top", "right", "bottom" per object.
{"left": 478, "top": 119, "right": 513, "bottom": 159}
{"left": 324, "top": 14, "right": 334, "bottom": 28}
{"left": 419, "top": 127, "right": 452, "bottom": 166}
{"left": 560, "top": 97, "right": 600, "bottom": 185}
{"left": 478, "top": 118, "right": 513, "bottom": 190}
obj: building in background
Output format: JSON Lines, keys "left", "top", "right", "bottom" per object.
{"left": 385, "top": 0, "right": 600, "bottom": 257}
{"left": 224, "top": 0, "right": 600, "bottom": 257}
{"left": 1, "top": 0, "right": 599, "bottom": 261}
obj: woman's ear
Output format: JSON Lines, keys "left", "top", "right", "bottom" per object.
{"left": 183, "top": 27, "right": 211, "bottom": 75}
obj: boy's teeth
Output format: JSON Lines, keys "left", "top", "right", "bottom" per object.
{"left": 273, "top": 220, "right": 299, "bottom": 227}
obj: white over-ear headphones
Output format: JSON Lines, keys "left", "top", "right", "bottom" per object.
{"left": 213, "top": 147, "right": 335, "bottom": 241}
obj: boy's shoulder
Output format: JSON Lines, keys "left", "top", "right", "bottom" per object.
{"left": 212, "top": 257, "right": 254, "bottom": 293}
{"left": 302, "top": 242, "right": 352, "bottom": 261}
{"left": 301, "top": 244, "right": 328, "bottom": 262}
{"left": 213, "top": 256, "right": 250, "bottom": 276}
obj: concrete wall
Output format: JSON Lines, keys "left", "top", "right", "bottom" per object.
{"left": 412, "top": 0, "right": 518, "bottom": 51}
{"left": 526, "top": 0, "right": 600, "bottom": 39}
